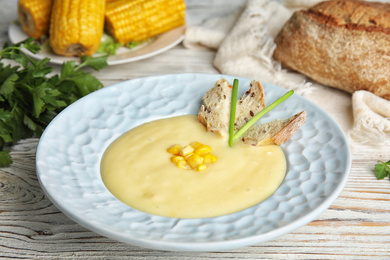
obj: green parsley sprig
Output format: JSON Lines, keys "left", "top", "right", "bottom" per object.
{"left": 0, "top": 38, "right": 107, "bottom": 167}
{"left": 96, "top": 33, "right": 150, "bottom": 55}
{"left": 374, "top": 160, "right": 390, "bottom": 180}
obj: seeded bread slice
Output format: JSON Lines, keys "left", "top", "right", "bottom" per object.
{"left": 235, "top": 81, "right": 266, "bottom": 132}
{"left": 198, "top": 79, "right": 265, "bottom": 138}
{"left": 241, "top": 111, "right": 306, "bottom": 146}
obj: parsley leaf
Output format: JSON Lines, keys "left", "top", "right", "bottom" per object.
{"left": 80, "top": 55, "right": 108, "bottom": 71}
{"left": 374, "top": 160, "right": 390, "bottom": 180}
{"left": 0, "top": 150, "right": 12, "bottom": 167}
{"left": 0, "top": 38, "right": 107, "bottom": 167}
{"left": 96, "top": 33, "right": 149, "bottom": 56}
{"left": 97, "top": 34, "right": 123, "bottom": 56}
{"left": 23, "top": 38, "right": 41, "bottom": 54}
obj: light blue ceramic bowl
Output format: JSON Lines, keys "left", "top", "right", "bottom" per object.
{"left": 36, "top": 73, "right": 351, "bottom": 252}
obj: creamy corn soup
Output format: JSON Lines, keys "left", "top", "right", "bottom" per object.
{"left": 100, "top": 115, "right": 287, "bottom": 218}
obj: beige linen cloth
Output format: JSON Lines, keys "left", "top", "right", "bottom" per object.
{"left": 183, "top": 0, "right": 390, "bottom": 146}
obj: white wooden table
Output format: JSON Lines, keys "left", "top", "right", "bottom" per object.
{"left": 1, "top": 1, "right": 389, "bottom": 259}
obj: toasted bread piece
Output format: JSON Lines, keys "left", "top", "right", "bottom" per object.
{"left": 235, "top": 81, "right": 265, "bottom": 131}
{"left": 241, "top": 111, "right": 306, "bottom": 146}
{"left": 198, "top": 79, "right": 232, "bottom": 138}
{"left": 198, "top": 79, "right": 265, "bottom": 138}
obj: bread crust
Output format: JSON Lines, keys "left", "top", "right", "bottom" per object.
{"left": 271, "top": 111, "right": 306, "bottom": 145}
{"left": 273, "top": 0, "right": 390, "bottom": 100}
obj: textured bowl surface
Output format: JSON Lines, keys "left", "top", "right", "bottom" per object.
{"left": 36, "top": 73, "right": 351, "bottom": 252}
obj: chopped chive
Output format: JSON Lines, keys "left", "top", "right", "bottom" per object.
{"left": 233, "top": 90, "right": 294, "bottom": 142}
{"left": 229, "top": 79, "right": 239, "bottom": 147}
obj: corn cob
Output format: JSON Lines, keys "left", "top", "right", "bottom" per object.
{"left": 18, "top": 0, "right": 53, "bottom": 40}
{"left": 105, "top": 0, "right": 186, "bottom": 44}
{"left": 49, "top": 0, "right": 106, "bottom": 57}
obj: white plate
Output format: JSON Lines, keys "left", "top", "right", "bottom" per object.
{"left": 8, "top": 23, "right": 185, "bottom": 65}
{"left": 36, "top": 73, "right": 351, "bottom": 252}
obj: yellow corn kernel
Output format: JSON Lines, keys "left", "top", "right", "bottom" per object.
{"left": 171, "top": 155, "right": 184, "bottom": 163}
{"left": 176, "top": 160, "right": 190, "bottom": 169}
{"left": 179, "top": 145, "right": 194, "bottom": 157}
{"left": 167, "top": 144, "right": 182, "bottom": 155}
{"left": 203, "top": 154, "right": 217, "bottom": 164}
{"left": 186, "top": 153, "right": 204, "bottom": 169}
{"left": 194, "top": 145, "right": 212, "bottom": 156}
{"left": 195, "top": 164, "right": 207, "bottom": 172}
{"left": 190, "top": 142, "right": 203, "bottom": 149}
{"left": 183, "top": 153, "right": 193, "bottom": 161}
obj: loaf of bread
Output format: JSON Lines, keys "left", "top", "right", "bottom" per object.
{"left": 273, "top": 0, "right": 390, "bottom": 100}
{"left": 198, "top": 79, "right": 306, "bottom": 146}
